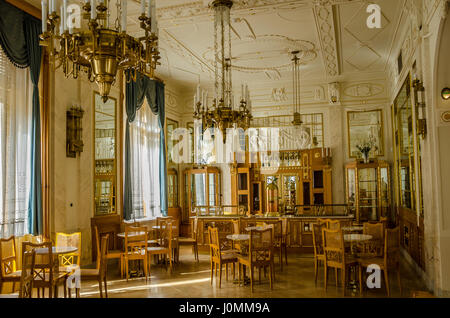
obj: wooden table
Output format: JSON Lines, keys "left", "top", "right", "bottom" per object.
{"left": 34, "top": 246, "right": 78, "bottom": 255}
{"left": 342, "top": 226, "right": 364, "bottom": 232}
{"left": 245, "top": 226, "right": 270, "bottom": 232}
{"left": 344, "top": 234, "right": 373, "bottom": 292}
{"left": 117, "top": 231, "right": 147, "bottom": 239}
{"left": 226, "top": 234, "right": 250, "bottom": 285}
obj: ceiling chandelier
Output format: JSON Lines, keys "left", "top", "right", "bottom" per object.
{"left": 290, "top": 50, "right": 311, "bottom": 149}
{"left": 193, "top": 0, "right": 252, "bottom": 142}
{"left": 40, "top": 0, "right": 160, "bottom": 102}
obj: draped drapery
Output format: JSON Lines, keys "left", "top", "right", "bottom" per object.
{"left": 0, "top": 0, "right": 43, "bottom": 235}
{"left": 124, "top": 72, "right": 167, "bottom": 220}
{"left": 0, "top": 49, "right": 33, "bottom": 237}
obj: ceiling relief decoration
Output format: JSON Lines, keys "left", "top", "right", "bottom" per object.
{"left": 313, "top": 1, "right": 340, "bottom": 78}
{"left": 201, "top": 35, "right": 317, "bottom": 75}
{"left": 159, "top": 30, "right": 215, "bottom": 79}
{"left": 271, "top": 88, "right": 288, "bottom": 102}
{"left": 343, "top": 83, "right": 384, "bottom": 98}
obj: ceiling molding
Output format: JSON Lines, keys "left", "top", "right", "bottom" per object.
{"left": 312, "top": 1, "right": 341, "bottom": 78}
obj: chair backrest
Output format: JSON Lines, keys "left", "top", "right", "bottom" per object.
{"left": 159, "top": 221, "right": 173, "bottom": 251}
{"left": 312, "top": 223, "right": 326, "bottom": 256}
{"left": 249, "top": 228, "right": 272, "bottom": 264}
{"left": 0, "top": 236, "right": 17, "bottom": 279}
{"left": 208, "top": 226, "right": 221, "bottom": 262}
{"left": 94, "top": 226, "right": 101, "bottom": 270}
{"left": 385, "top": 227, "right": 400, "bottom": 267}
{"left": 55, "top": 232, "right": 81, "bottom": 267}
{"left": 191, "top": 217, "right": 198, "bottom": 239}
{"left": 22, "top": 241, "right": 56, "bottom": 284}
{"left": 19, "top": 244, "right": 35, "bottom": 298}
{"left": 125, "top": 226, "right": 148, "bottom": 256}
{"left": 363, "top": 222, "right": 384, "bottom": 241}
{"left": 327, "top": 220, "right": 341, "bottom": 230}
{"left": 322, "top": 228, "right": 345, "bottom": 266}
{"left": 99, "top": 234, "right": 109, "bottom": 279}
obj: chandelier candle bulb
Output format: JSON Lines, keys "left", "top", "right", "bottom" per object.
{"left": 63, "top": 0, "right": 68, "bottom": 31}
{"left": 151, "top": 1, "right": 157, "bottom": 33}
{"left": 148, "top": 0, "right": 152, "bottom": 19}
{"left": 59, "top": 5, "right": 63, "bottom": 35}
{"left": 121, "top": 0, "right": 127, "bottom": 32}
{"left": 41, "top": 0, "right": 47, "bottom": 32}
{"left": 91, "top": 0, "right": 96, "bottom": 19}
{"left": 141, "top": 0, "right": 145, "bottom": 15}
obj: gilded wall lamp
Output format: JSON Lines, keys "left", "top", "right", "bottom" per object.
{"left": 67, "top": 106, "right": 85, "bottom": 158}
{"left": 413, "top": 79, "right": 427, "bottom": 139}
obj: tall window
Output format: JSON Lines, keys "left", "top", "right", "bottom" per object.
{"left": 0, "top": 49, "right": 33, "bottom": 237}
{"left": 129, "top": 102, "right": 161, "bottom": 219}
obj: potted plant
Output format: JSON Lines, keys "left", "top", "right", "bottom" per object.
{"left": 356, "top": 136, "right": 376, "bottom": 163}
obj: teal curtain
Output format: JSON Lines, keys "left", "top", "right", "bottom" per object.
{"left": 124, "top": 72, "right": 167, "bottom": 220}
{"left": 0, "top": 0, "right": 43, "bottom": 235}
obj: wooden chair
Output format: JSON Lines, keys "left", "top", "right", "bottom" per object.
{"left": 147, "top": 221, "right": 173, "bottom": 276}
{"left": 237, "top": 227, "right": 274, "bottom": 292}
{"left": 177, "top": 217, "right": 199, "bottom": 262}
{"left": 55, "top": 232, "right": 82, "bottom": 297}
{"left": 123, "top": 226, "right": 148, "bottom": 281}
{"left": 361, "top": 222, "right": 384, "bottom": 257}
{"left": 327, "top": 220, "right": 341, "bottom": 230}
{"left": 19, "top": 245, "right": 35, "bottom": 298}
{"left": 232, "top": 219, "right": 240, "bottom": 234}
{"left": 80, "top": 234, "right": 110, "bottom": 298}
{"left": 208, "top": 227, "right": 237, "bottom": 288}
{"left": 104, "top": 228, "right": 124, "bottom": 279}
{"left": 312, "top": 222, "right": 326, "bottom": 284}
{"left": 263, "top": 220, "right": 287, "bottom": 270}
{"left": 358, "top": 227, "right": 401, "bottom": 296}
{"left": 0, "top": 236, "right": 21, "bottom": 293}
{"left": 322, "top": 228, "right": 358, "bottom": 296}
{"left": 22, "top": 241, "right": 69, "bottom": 298}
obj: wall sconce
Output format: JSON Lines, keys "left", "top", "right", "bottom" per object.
{"left": 413, "top": 79, "right": 427, "bottom": 139}
{"left": 328, "top": 82, "right": 340, "bottom": 105}
{"left": 441, "top": 87, "right": 450, "bottom": 100}
{"left": 67, "top": 106, "right": 85, "bottom": 158}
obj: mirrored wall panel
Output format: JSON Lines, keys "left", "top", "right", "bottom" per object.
{"left": 94, "top": 92, "right": 117, "bottom": 216}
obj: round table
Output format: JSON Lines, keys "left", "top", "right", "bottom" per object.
{"left": 342, "top": 226, "right": 364, "bottom": 233}
{"left": 226, "top": 234, "right": 250, "bottom": 241}
{"left": 225, "top": 234, "right": 250, "bottom": 286}
{"left": 344, "top": 234, "right": 372, "bottom": 293}
{"left": 344, "top": 234, "right": 372, "bottom": 242}
{"left": 151, "top": 225, "right": 177, "bottom": 230}
{"left": 245, "top": 226, "right": 269, "bottom": 232}
{"left": 117, "top": 231, "right": 147, "bottom": 238}
{"left": 34, "top": 246, "right": 78, "bottom": 255}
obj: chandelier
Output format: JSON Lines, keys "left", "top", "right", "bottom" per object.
{"left": 39, "top": 0, "right": 160, "bottom": 102}
{"left": 193, "top": 0, "right": 252, "bottom": 142}
{"left": 291, "top": 50, "right": 302, "bottom": 126}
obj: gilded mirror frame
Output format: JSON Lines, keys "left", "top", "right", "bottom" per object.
{"left": 347, "top": 109, "right": 384, "bottom": 158}
{"left": 93, "top": 91, "right": 118, "bottom": 216}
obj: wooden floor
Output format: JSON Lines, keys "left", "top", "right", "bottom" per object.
{"left": 74, "top": 246, "right": 428, "bottom": 298}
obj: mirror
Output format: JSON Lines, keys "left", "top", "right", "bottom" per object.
{"left": 347, "top": 110, "right": 384, "bottom": 158}
{"left": 166, "top": 118, "right": 178, "bottom": 164}
{"left": 94, "top": 92, "right": 117, "bottom": 216}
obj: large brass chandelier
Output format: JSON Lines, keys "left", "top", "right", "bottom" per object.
{"left": 193, "top": 0, "right": 252, "bottom": 142}
{"left": 40, "top": 0, "right": 160, "bottom": 102}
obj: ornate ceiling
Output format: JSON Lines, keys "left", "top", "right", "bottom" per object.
{"left": 27, "top": 0, "right": 404, "bottom": 107}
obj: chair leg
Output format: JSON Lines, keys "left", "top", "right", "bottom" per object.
{"left": 324, "top": 265, "right": 328, "bottom": 290}
{"left": 284, "top": 244, "right": 288, "bottom": 265}
{"left": 99, "top": 279, "right": 103, "bottom": 298}
{"left": 279, "top": 247, "right": 283, "bottom": 271}
{"left": 334, "top": 268, "right": 338, "bottom": 287}
{"left": 342, "top": 267, "right": 346, "bottom": 297}
{"left": 250, "top": 266, "right": 254, "bottom": 293}
{"left": 219, "top": 263, "right": 222, "bottom": 288}
{"left": 144, "top": 256, "right": 148, "bottom": 282}
{"left": 384, "top": 269, "right": 390, "bottom": 297}
{"left": 269, "top": 263, "right": 273, "bottom": 290}
{"left": 210, "top": 260, "right": 214, "bottom": 285}
{"left": 104, "top": 278, "right": 108, "bottom": 298}
{"left": 359, "top": 265, "right": 363, "bottom": 295}
{"left": 125, "top": 258, "right": 129, "bottom": 281}
{"left": 226, "top": 263, "right": 228, "bottom": 281}
{"left": 397, "top": 266, "right": 402, "bottom": 296}
{"left": 314, "top": 258, "right": 318, "bottom": 284}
